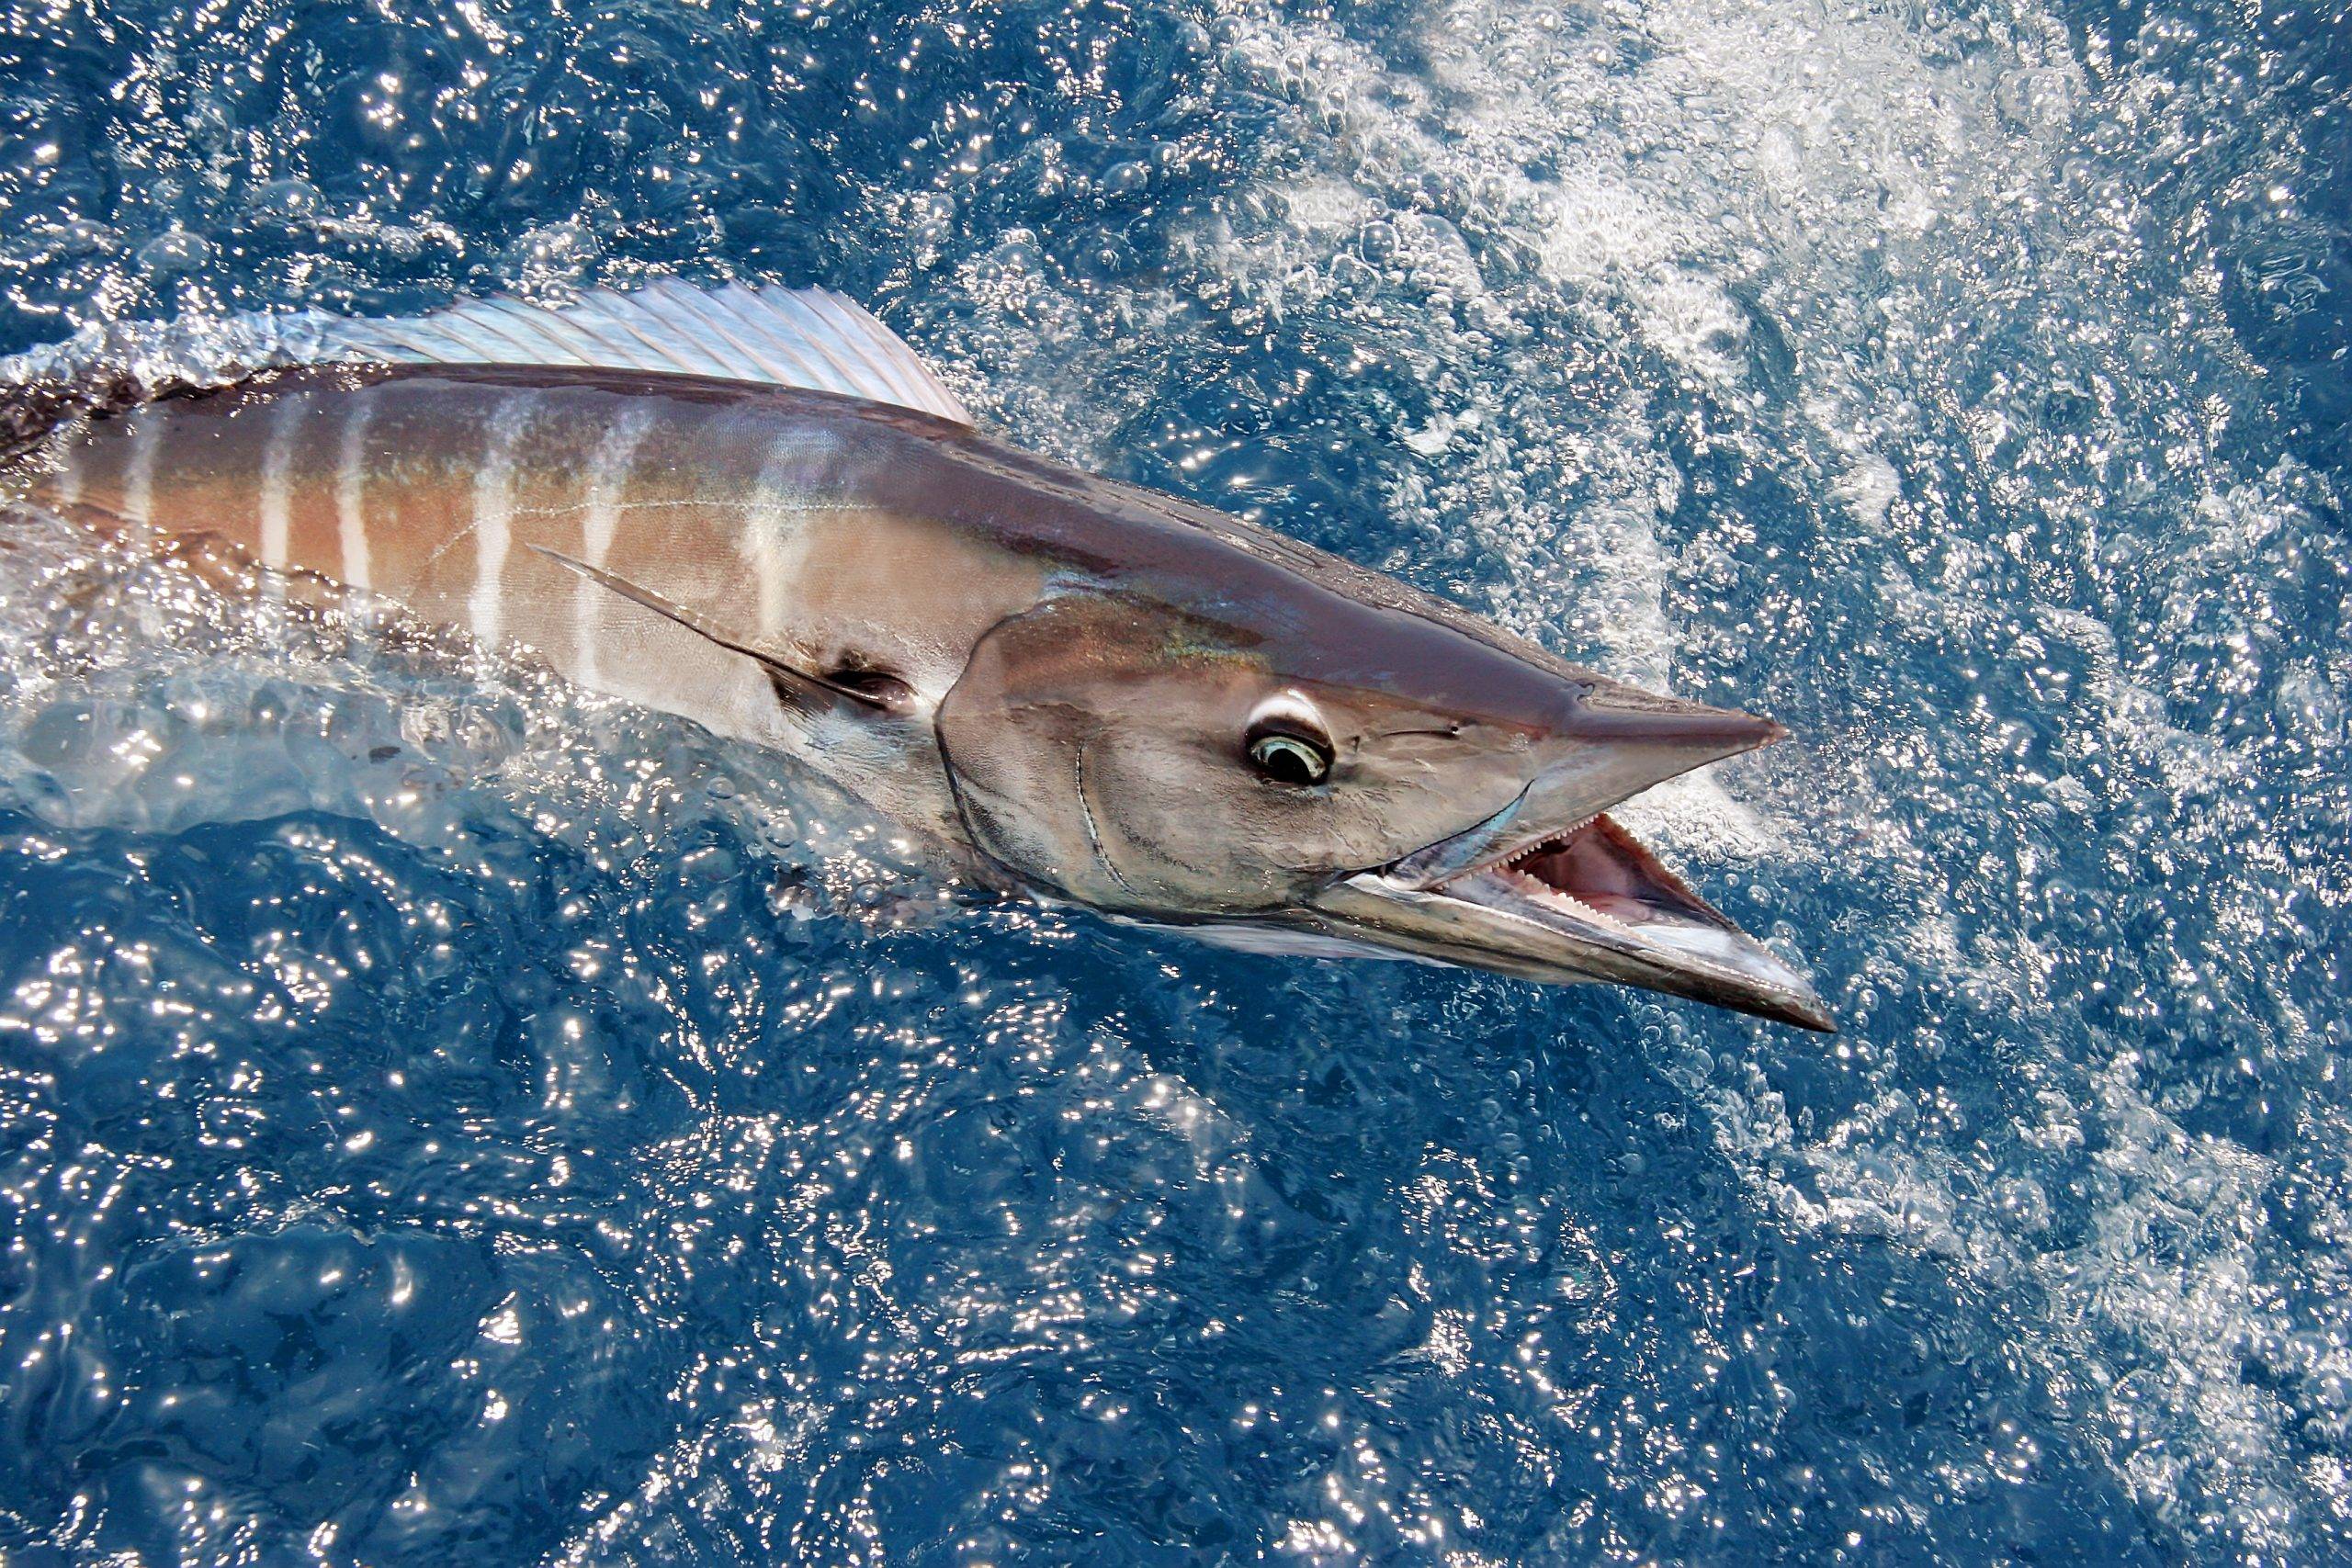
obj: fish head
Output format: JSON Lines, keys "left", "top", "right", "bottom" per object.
{"left": 935, "top": 581, "right": 1832, "bottom": 1032}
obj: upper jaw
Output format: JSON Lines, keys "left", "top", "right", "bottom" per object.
{"left": 1306, "top": 696, "right": 1834, "bottom": 1032}
{"left": 1391, "top": 680, "right": 1790, "bottom": 890}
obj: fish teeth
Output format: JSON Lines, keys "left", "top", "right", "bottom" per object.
{"left": 1498, "top": 813, "right": 1598, "bottom": 874}
{"left": 1470, "top": 815, "right": 1636, "bottom": 934}
{"left": 1494, "top": 863, "right": 1632, "bottom": 932}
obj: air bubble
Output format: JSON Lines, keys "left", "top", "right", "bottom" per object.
{"left": 249, "top": 177, "right": 324, "bottom": 223}
{"left": 136, "top": 228, "right": 212, "bottom": 274}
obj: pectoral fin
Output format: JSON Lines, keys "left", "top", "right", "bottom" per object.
{"left": 528, "top": 545, "right": 907, "bottom": 716}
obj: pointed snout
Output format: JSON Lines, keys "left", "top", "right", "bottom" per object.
{"left": 1559, "top": 675, "right": 1785, "bottom": 750}
{"left": 1386, "top": 677, "right": 1788, "bottom": 892}
{"left": 1525, "top": 678, "right": 1785, "bottom": 832}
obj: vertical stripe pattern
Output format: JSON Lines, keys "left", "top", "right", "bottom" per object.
{"left": 573, "top": 405, "right": 653, "bottom": 684}
{"left": 740, "top": 427, "right": 835, "bottom": 641}
{"left": 469, "top": 394, "right": 535, "bottom": 642}
{"left": 747, "top": 475, "right": 793, "bottom": 641}
{"left": 257, "top": 393, "right": 302, "bottom": 570}
{"left": 335, "top": 399, "right": 374, "bottom": 591}
{"left": 121, "top": 417, "right": 157, "bottom": 538}
{"left": 48, "top": 442, "right": 82, "bottom": 509}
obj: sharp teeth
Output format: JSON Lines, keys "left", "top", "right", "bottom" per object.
{"left": 1499, "top": 814, "right": 1597, "bottom": 874}
{"left": 1497, "top": 864, "right": 1632, "bottom": 932}
{"left": 1419, "top": 813, "right": 1633, "bottom": 935}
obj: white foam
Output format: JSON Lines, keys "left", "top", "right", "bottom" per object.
{"left": 1138, "top": 0, "right": 2352, "bottom": 1551}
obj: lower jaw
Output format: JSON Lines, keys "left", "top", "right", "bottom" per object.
{"left": 1310, "top": 872, "right": 1833, "bottom": 1031}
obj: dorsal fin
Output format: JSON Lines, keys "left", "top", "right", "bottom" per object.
{"left": 1, "top": 280, "right": 973, "bottom": 461}
{"left": 307, "top": 281, "right": 974, "bottom": 424}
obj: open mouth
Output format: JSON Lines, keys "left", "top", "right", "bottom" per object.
{"left": 1320, "top": 799, "right": 1835, "bottom": 1032}
{"left": 1472, "top": 812, "right": 1725, "bottom": 933}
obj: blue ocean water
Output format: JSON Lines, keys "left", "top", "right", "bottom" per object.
{"left": 0, "top": 0, "right": 2347, "bottom": 1559}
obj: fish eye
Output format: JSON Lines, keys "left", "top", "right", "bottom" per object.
{"left": 1246, "top": 726, "right": 1332, "bottom": 786}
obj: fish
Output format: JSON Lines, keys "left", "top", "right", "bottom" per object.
{"left": 0, "top": 280, "right": 1834, "bottom": 1031}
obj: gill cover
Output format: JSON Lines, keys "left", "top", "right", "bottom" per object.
{"left": 939, "top": 594, "right": 1179, "bottom": 910}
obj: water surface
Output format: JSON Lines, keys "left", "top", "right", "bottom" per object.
{"left": 0, "top": 0, "right": 2347, "bottom": 1560}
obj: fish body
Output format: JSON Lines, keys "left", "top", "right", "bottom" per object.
{"left": 5, "top": 284, "right": 1833, "bottom": 1030}
{"left": 36, "top": 364, "right": 1048, "bottom": 856}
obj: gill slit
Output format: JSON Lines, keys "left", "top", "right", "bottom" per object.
{"left": 1075, "top": 735, "right": 1140, "bottom": 899}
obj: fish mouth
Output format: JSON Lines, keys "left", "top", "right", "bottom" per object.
{"left": 1307, "top": 796, "right": 1836, "bottom": 1032}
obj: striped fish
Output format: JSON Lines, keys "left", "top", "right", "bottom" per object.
{"left": 1, "top": 282, "right": 1832, "bottom": 1030}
